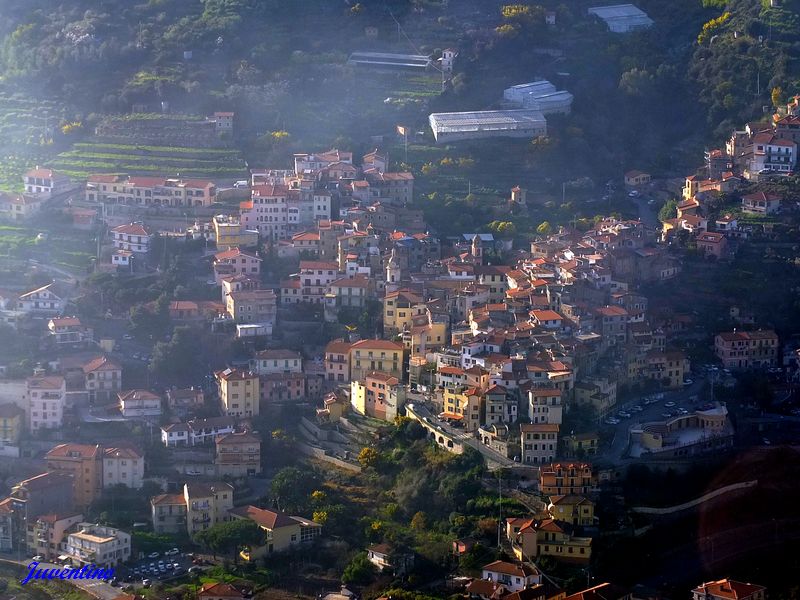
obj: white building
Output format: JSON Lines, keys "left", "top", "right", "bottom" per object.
{"left": 250, "top": 349, "right": 303, "bottom": 375}
{"left": 528, "top": 388, "right": 563, "bottom": 424}
{"left": 27, "top": 375, "right": 66, "bottom": 433}
{"left": 481, "top": 560, "right": 541, "bottom": 593}
{"left": 160, "top": 416, "right": 237, "bottom": 447}
{"left": 110, "top": 223, "right": 151, "bottom": 254}
{"left": 17, "top": 283, "right": 67, "bottom": 316}
{"left": 243, "top": 184, "right": 289, "bottom": 241}
{"left": 118, "top": 390, "right": 162, "bottom": 418}
{"left": 48, "top": 317, "right": 93, "bottom": 346}
{"left": 520, "top": 423, "right": 559, "bottom": 465}
{"left": 103, "top": 445, "right": 144, "bottom": 489}
{"left": 429, "top": 109, "right": 547, "bottom": 143}
{"left": 588, "top": 4, "right": 654, "bottom": 32}
{"left": 24, "top": 167, "right": 71, "bottom": 197}
{"left": 503, "top": 81, "right": 557, "bottom": 105}
{"left": 65, "top": 523, "right": 131, "bottom": 567}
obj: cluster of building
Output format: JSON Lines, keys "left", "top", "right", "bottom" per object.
{"left": 0, "top": 440, "right": 143, "bottom": 565}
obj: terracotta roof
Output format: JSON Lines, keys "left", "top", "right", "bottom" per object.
{"left": 483, "top": 560, "right": 539, "bottom": 578}
{"left": 350, "top": 339, "right": 404, "bottom": 351}
{"left": 215, "top": 247, "right": 260, "bottom": 261}
{"left": 103, "top": 443, "right": 143, "bottom": 460}
{"left": 325, "top": 339, "right": 352, "bottom": 354}
{"left": 82, "top": 356, "right": 121, "bottom": 374}
{"left": 46, "top": 443, "right": 101, "bottom": 459}
{"left": 228, "top": 505, "right": 301, "bottom": 529}
{"left": 198, "top": 582, "right": 247, "bottom": 598}
{"left": 26, "top": 375, "right": 65, "bottom": 390}
{"left": 14, "top": 472, "right": 73, "bottom": 491}
{"left": 691, "top": 580, "right": 766, "bottom": 600}
{"left": 254, "top": 349, "right": 301, "bottom": 360}
{"left": 49, "top": 317, "right": 82, "bottom": 327}
{"left": 299, "top": 260, "right": 339, "bottom": 271}
{"left": 565, "top": 583, "right": 630, "bottom": 600}
{"left": 531, "top": 309, "right": 563, "bottom": 321}
{"left": 112, "top": 223, "right": 150, "bottom": 236}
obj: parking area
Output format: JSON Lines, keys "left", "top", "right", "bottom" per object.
{"left": 114, "top": 549, "right": 195, "bottom": 587}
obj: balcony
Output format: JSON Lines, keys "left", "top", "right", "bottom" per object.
{"left": 192, "top": 517, "right": 211, "bottom": 524}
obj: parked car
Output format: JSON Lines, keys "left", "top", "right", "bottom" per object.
{"left": 32, "top": 555, "right": 44, "bottom": 561}
{"left": 664, "top": 401, "right": 676, "bottom": 408}
{"left": 683, "top": 379, "right": 693, "bottom": 386}
{"left": 142, "top": 579, "right": 152, "bottom": 588}
{"left": 147, "top": 552, "right": 159, "bottom": 559}
{"left": 165, "top": 548, "right": 180, "bottom": 556}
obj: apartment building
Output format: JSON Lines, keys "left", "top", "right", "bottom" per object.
{"left": 45, "top": 444, "right": 103, "bottom": 509}
{"left": 27, "top": 375, "right": 66, "bottom": 433}
{"left": 29, "top": 513, "right": 83, "bottom": 560}
{"left": 528, "top": 388, "right": 563, "bottom": 424}
{"left": 150, "top": 493, "right": 188, "bottom": 535}
{"left": 324, "top": 339, "right": 352, "bottom": 383}
{"left": 110, "top": 223, "right": 152, "bottom": 253}
{"left": 228, "top": 505, "right": 321, "bottom": 559}
{"left": 350, "top": 372, "right": 405, "bottom": 422}
{"left": 102, "top": 444, "right": 144, "bottom": 489}
{"left": 521, "top": 423, "right": 559, "bottom": 465}
{"left": 442, "top": 386, "right": 483, "bottom": 432}
{"left": 215, "top": 431, "right": 262, "bottom": 477}
{"left": 539, "top": 463, "right": 596, "bottom": 497}
{"left": 226, "top": 288, "right": 277, "bottom": 326}
{"left": 184, "top": 482, "right": 234, "bottom": 536}
{"left": 118, "top": 389, "right": 162, "bottom": 418}
{"left": 215, "top": 368, "right": 260, "bottom": 417}
{"left": 9, "top": 472, "right": 75, "bottom": 522}
{"left": 250, "top": 349, "right": 303, "bottom": 375}
{"left": 85, "top": 175, "right": 216, "bottom": 208}
{"left": 349, "top": 339, "right": 404, "bottom": 382}
{"left": 0, "top": 403, "right": 25, "bottom": 445}
{"left": 65, "top": 522, "right": 131, "bottom": 567}
{"left": 48, "top": 317, "right": 93, "bottom": 346}
{"left": 214, "top": 247, "right": 261, "bottom": 283}
{"left": 715, "top": 330, "right": 779, "bottom": 369}
{"left": 82, "top": 356, "right": 123, "bottom": 403}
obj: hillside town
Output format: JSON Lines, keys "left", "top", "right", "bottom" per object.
{"left": 0, "top": 1, "right": 798, "bottom": 600}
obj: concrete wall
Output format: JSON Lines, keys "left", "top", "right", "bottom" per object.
{"left": 296, "top": 442, "right": 362, "bottom": 473}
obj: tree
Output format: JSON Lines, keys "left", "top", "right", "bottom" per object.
{"left": 149, "top": 326, "right": 202, "bottom": 387}
{"left": 342, "top": 552, "right": 377, "bottom": 584}
{"left": 358, "top": 447, "right": 380, "bottom": 469}
{"left": 536, "top": 221, "right": 553, "bottom": 236}
{"left": 772, "top": 86, "right": 785, "bottom": 109}
{"left": 410, "top": 511, "right": 427, "bottom": 531}
{"left": 270, "top": 466, "right": 318, "bottom": 512}
{"left": 659, "top": 199, "right": 678, "bottom": 222}
{"left": 194, "top": 518, "right": 263, "bottom": 562}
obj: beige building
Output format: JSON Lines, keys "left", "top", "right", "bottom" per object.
{"left": 82, "top": 356, "right": 122, "bottom": 403}
{"left": 65, "top": 522, "right": 131, "bottom": 567}
{"left": 226, "top": 289, "right": 277, "bottom": 325}
{"left": 215, "top": 431, "right": 261, "bottom": 477}
{"left": 228, "top": 505, "right": 321, "bottom": 560}
{"left": 715, "top": 329, "right": 779, "bottom": 370}
{"left": 102, "top": 444, "right": 144, "bottom": 489}
{"left": 27, "top": 375, "right": 66, "bottom": 433}
{"left": 45, "top": 443, "right": 103, "bottom": 509}
{"left": 324, "top": 339, "right": 351, "bottom": 383}
{"left": 442, "top": 386, "right": 483, "bottom": 432}
{"left": 185, "top": 482, "right": 234, "bottom": 536}
{"left": 350, "top": 372, "right": 405, "bottom": 422}
{"left": 215, "top": 368, "right": 260, "bottom": 417}
{"left": 85, "top": 174, "right": 216, "bottom": 208}
{"left": 150, "top": 493, "right": 187, "bottom": 535}
{"left": 29, "top": 513, "right": 83, "bottom": 560}
{"left": 349, "top": 339, "right": 404, "bottom": 382}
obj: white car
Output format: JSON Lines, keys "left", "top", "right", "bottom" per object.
{"left": 665, "top": 401, "right": 676, "bottom": 408}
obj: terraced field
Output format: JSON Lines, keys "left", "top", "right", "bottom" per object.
{"left": 0, "top": 90, "right": 67, "bottom": 192}
{"left": 49, "top": 141, "right": 248, "bottom": 180}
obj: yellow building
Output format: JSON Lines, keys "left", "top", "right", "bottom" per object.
{"left": 215, "top": 368, "right": 260, "bottom": 417}
{"left": 561, "top": 432, "right": 600, "bottom": 458}
{"left": 548, "top": 495, "right": 595, "bottom": 527}
{"left": 349, "top": 339, "right": 404, "bottom": 382}
{"left": 383, "top": 290, "right": 425, "bottom": 335}
{"left": 213, "top": 215, "right": 259, "bottom": 249}
{"left": 229, "top": 505, "right": 321, "bottom": 560}
{"left": 0, "top": 403, "right": 25, "bottom": 445}
{"left": 184, "top": 482, "right": 234, "bottom": 536}
{"left": 509, "top": 518, "right": 591, "bottom": 564}
{"left": 442, "top": 386, "right": 483, "bottom": 432}
{"left": 403, "top": 318, "right": 449, "bottom": 356}
{"left": 644, "top": 350, "right": 688, "bottom": 389}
